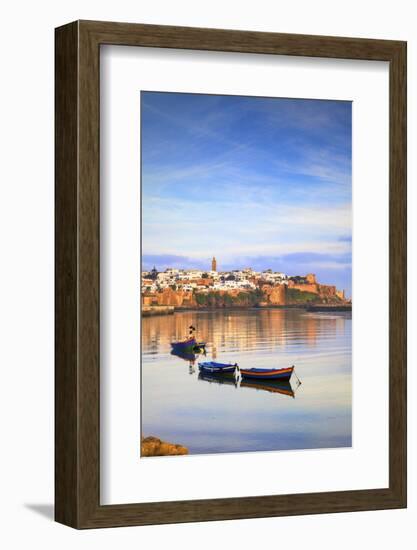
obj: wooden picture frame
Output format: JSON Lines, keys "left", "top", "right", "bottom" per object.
{"left": 55, "top": 20, "right": 407, "bottom": 528}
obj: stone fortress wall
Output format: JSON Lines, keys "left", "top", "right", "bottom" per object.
{"left": 142, "top": 272, "right": 345, "bottom": 309}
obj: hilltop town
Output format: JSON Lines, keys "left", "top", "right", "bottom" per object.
{"left": 142, "top": 257, "right": 350, "bottom": 314}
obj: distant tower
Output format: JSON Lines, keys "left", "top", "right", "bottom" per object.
{"left": 306, "top": 273, "right": 316, "bottom": 284}
{"left": 211, "top": 256, "right": 217, "bottom": 272}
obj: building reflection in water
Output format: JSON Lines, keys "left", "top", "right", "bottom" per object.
{"left": 142, "top": 308, "right": 343, "bottom": 357}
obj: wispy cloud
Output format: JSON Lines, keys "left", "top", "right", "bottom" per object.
{"left": 141, "top": 92, "right": 352, "bottom": 293}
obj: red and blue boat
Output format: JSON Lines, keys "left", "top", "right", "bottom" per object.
{"left": 240, "top": 366, "right": 294, "bottom": 381}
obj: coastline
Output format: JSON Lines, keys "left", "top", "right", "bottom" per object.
{"left": 142, "top": 305, "right": 175, "bottom": 317}
{"left": 142, "top": 303, "right": 352, "bottom": 317}
{"left": 306, "top": 304, "right": 352, "bottom": 312}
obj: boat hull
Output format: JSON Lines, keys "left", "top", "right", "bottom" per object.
{"left": 198, "top": 361, "right": 237, "bottom": 375}
{"left": 240, "top": 366, "right": 294, "bottom": 381}
{"left": 199, "top": 366, "right": 236, "bottom": 375}
{"left": 170, "top": 338, "right": 197, "bottom": 350}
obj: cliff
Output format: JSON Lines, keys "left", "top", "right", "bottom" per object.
{"left": 287, "top": 278, "right": 339, "bottom": 302}
{"left": 144, "top": 288, "right": 267, "bottom": 309}
{"left": 194, "top": 289, "right": 265, "bottom": 308}
{"left": 260, "top": 284, "right": 286, "bottom": 306}
{"left": 142, "top": 281, "right": 345, "bottom": 310}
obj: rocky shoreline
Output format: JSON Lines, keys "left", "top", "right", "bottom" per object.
{"left": 142, "top": 303, "right": 352, "bottom": 317}
{"left": 141, "top": 436, "right": 188, "bottom": 457}
{"left": 306, "top": 304, "right": 352, "bottom": 312}
{"left": 142, "top": 305, "right": 175, "bottom": 317}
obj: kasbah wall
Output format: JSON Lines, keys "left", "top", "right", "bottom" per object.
{"left": 143, "top": 288, "right": 197, "bottom": 308}
{"left": 142, "top": 273, "right": 345, "bottom": 309}
{"left": 287, "top": 273, "right": 344, "bottom": 301}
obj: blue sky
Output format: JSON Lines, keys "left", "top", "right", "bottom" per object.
{"left": 141, "top": 92, "right": 352, "bottom": 296}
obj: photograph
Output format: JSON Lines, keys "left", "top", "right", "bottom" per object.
{"left": 140, "top": 91, "right": 353, "bottom": 458}
{"left": 1, "top": 2, "right": 405, "bottom": 538}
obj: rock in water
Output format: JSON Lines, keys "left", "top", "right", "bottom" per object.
{"left": 141, "top": 436, "right": 188, "bottom": 456}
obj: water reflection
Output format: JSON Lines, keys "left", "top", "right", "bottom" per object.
{"left": 240, "top": 379, "right": 296, "bottom": 398}
{"left": 170, "top": 348, "right": 206, "bottom": 363}
{"left": 141, "top": 308, "right": 352, "bottom": 455}
{"left": 198, "top": 371, "right": 238, "bottom": 388}
{"left": 198, "top": 371, "right": 296, "bottom": 398}
{"left": 141, "top": 308, "right": 345, "bottom": 357}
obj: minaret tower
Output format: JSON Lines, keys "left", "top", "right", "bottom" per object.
{"left": 211, "top": 256, "right": 217, "bottom": 272}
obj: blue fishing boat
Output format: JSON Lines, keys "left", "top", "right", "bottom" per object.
{"left": 198, "top": 361, "right": 238, "bottom": 375}
{"left": 240, "top": 366, "right": 294, "bottom": 381}
{"left": 170, "top": 337, "right": 197, "bottom": 351}
{"left": 171, "top": 325, "right": 205, "bottom": 352}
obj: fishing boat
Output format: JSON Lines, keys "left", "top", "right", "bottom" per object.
{"left": 240, "top": 365, "right": 294, "bottom": 381}
{"left": 170, "top": 337, "right": 197, "bottom": 351}
{"left": 171, "top": 325, "right": 206, "bottom": 352}
{"left": 198, "top": 361, "right": 238, "bottom": 375}
{"left": 171, "top": 345, "right": 206, "bottom": 362}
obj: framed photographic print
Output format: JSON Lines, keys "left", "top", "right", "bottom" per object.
{"left": 55, "top": 20, "right": 406, "bottom": 528}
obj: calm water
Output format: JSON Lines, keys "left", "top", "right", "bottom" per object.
{"left": 141, "top": 308, "right": 352, "bottom": 455}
